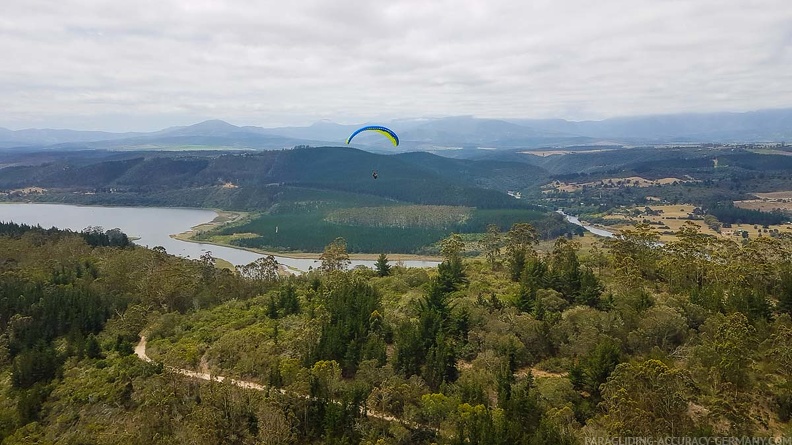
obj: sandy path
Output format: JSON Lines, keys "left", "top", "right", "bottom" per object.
{"left": 135, "top": 336, "right": 411, "bottom": 425}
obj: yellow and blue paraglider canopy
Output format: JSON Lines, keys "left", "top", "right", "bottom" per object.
{"left": 346, "top": 125, "right": 399, "bottom": 146}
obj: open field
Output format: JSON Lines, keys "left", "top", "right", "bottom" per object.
{"left": 753, "top": 191, "right": 792, "bottom": 200}
{"left": 596, "top": 204, "right": 792, "bottom": 243}
{"left": 734, "top": 190, "right": 792, "bottom": 213}
{"left": 543, "top": 176, "right": 695, "bottom": 193}
{"left": 746, "top": 148, "right": 792, "bottom": 156}
{"left": 734, "top": 200, "right": 792, "bottom": 213}
{"left": 519, "top": 148, "right": 617, "bottom": 157}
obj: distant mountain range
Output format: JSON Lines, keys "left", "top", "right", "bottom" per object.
{"left": 1, "top": 108, "right": 790, "bottom": 151}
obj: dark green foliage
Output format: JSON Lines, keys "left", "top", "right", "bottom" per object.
{"left": 548, "top": 239, "right": 582, "bottom": 302}
{"left": 532, "top": 295, "right": 546, "bottom": 321}
{"left": 517, "top": 257, "right": 547, "bottom": 311}
{"left": 113, "top": 335, "right": 134, "bottom": 356}
{"left": 394, "top": 321, "right": 424, "bottom": 377}
{"left": 778, "top": 267, "right": 792, "bottom": 315}
{"left": 707, "top": 202, "right": 787, "bottom": 226}
{"left": 277, "top": 282, "right": 300, "bottom": 316}
{"left": 423, "top": 333, "right": 458, "bottom": 391}
{"left": 418, "top": 280, "right": 462, "bottom": 388}
{"left": 457, "top": 209, "right": 551, "bottom": 233}
{"left": 437, "top": 258, "right": 467, "bottom": 293}
{"left": 576, "top": 267, "right": 603, "bottom": 307}
{"left": 395, "top": 274, "right": 465, "bottom": 389}
{"left": 496, "top": 360, "right": 516, "bottom": 409}
{"left": 0, "top": 221, "right": 67, "bottom": 238}
{"left": 0, "top": 220, "right": 266, "bottom": 441}
{"left": 375, "top": 253, "right": 391, "bottom": 277}
{"left": 267, "top": 295, "right": 279, "bottom": 319}
{"left": 11, "top": 344, "right": 60, "bottom": 389}
{"left": 268, "top": 361, "right": 284, "bottom": 388}
{"left": 229, "top": 211, "right": 448, "bottom": 253}
{"left": 360, "top": 333, "right": 387, "bottom": 366}
{"left": 515, "top": 285, "right": 536, "bottom": 313}
{"left": 15, "top": 383, "right": 53, "bottom": 425}
{"left": 570, "top": 338, "right": 621, "bottom": 399}
{"left": 80, "top": 227, "right": 131, "bottom": 248}
{"left": 0, "top": 221, "right": 130, "bottom": 248}
{"left": 226, "top": 207, "right": 575, "bottom": 254}
{"left": 85, "top": 334, "right": 102, "bottom": 359}
{"left": 522, "top": 257, "right": 548, "bottom": 289}
{"left": 0, "top": 147, "right": 549, "bottom": 209}
{"left": 509, "top": 249, "right": 526, "bottom": 282}
{"left": 725, "top": 291, "right": 772, "bottom": 323}
{"left": 776, "top": 383, "right": 792, "bottom": 422}
{"left": 419, "top": 282, "right": 454, "bottom": 341}
{"left": 502, "top": 379, "right": 543, "bottom": 444}
{"left": 314, "top": 276, "right": 382, "bottom": 376}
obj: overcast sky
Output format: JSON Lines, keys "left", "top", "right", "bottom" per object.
{"left": 1, "top": 0, "right": 791, "bottom": 131}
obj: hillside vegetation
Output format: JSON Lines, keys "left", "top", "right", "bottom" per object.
{"left": 0, "top": 147, "right": 547, "bottom": 209}
{"left": 1, "top": 221, "right": 791, "bottom": 443}
{"left": 0, "top": 147, "right": 580, "bottom": 254}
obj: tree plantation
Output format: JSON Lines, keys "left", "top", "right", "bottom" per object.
{"left": 1, "top": 220, "right": 791, "bottom": 444}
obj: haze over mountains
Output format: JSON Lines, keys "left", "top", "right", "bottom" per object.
{"left": 1, "top": 108, "right": 791, "bottom": 151}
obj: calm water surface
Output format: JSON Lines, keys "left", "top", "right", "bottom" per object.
{"left": 0, "top": 203, "right": 438, "bottom": 271}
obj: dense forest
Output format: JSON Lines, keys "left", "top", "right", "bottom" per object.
{"left": 1, "top": 219, "right": 791, "bottom": 443}
{"left": 212, "top": 207, "right": 577, "bottom": 254}
{"left": 0, "top": 147, "right": 586, "bottom": 254}
{"left": 0, "top": 148, "right": 545, "bottom": 210}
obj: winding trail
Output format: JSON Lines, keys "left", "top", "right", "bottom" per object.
{"left": 135, "top": 336, "right": 416, "bottom": 426}
{"left": 135, "top": 336, "right": 274, "bottom": 391}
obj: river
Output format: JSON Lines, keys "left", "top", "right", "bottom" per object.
{"left": 0, "top": 203, "right": 439, "bottom": 271}
{"left": 556, "top": 210, "right": 616, "bottom": 238}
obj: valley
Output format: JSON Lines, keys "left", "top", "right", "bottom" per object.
{"left": 1, "top": 136, "right": 792, "bottom": 444}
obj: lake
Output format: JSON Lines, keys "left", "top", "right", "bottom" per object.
{"left": 0, "top": 203, "right": 439, "bottom": 271}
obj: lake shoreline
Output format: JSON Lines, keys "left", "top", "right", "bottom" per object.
{"left": 0, "top": 202, "right": 443, "bottom": 269}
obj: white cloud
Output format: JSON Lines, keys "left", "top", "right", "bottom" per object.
{"left": 0, "top": 0, "right": 790, "bottom": 130}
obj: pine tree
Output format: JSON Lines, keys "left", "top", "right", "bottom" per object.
{"left": 576, "top": 267, "right": 603, "bottom": 307}
{"left": 374, "top": 253, "right": 391, "bottom": 277}
{"left": 85, "top": 334, "right": 102, "bottom": 360}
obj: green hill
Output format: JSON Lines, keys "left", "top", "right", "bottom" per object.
{"left": 0, "top": 148, "right": 576, "bottom": 254}
{"left": 0, "top": 147, "right": 550, "bottom": 209}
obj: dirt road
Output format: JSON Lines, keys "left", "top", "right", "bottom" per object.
{"left": 134, "top": 336, "right": 413, "bottom": 425}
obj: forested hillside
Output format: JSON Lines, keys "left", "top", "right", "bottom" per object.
{"left": 0, "top": 147, "right": 576, "bottom": 254}
{"left": 1, "top": 221, "right": 791, "bottom": 443}
{"left": 0, "top": 147, "right": 548, "bottom": 210}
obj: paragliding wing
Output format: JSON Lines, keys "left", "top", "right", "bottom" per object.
{"left": 346, "top": 125, "right": 399, "bottom": 146}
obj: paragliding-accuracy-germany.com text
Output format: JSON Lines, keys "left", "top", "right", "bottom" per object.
{"left": 585, "top": 437, "right": 792, "bottom": 445}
